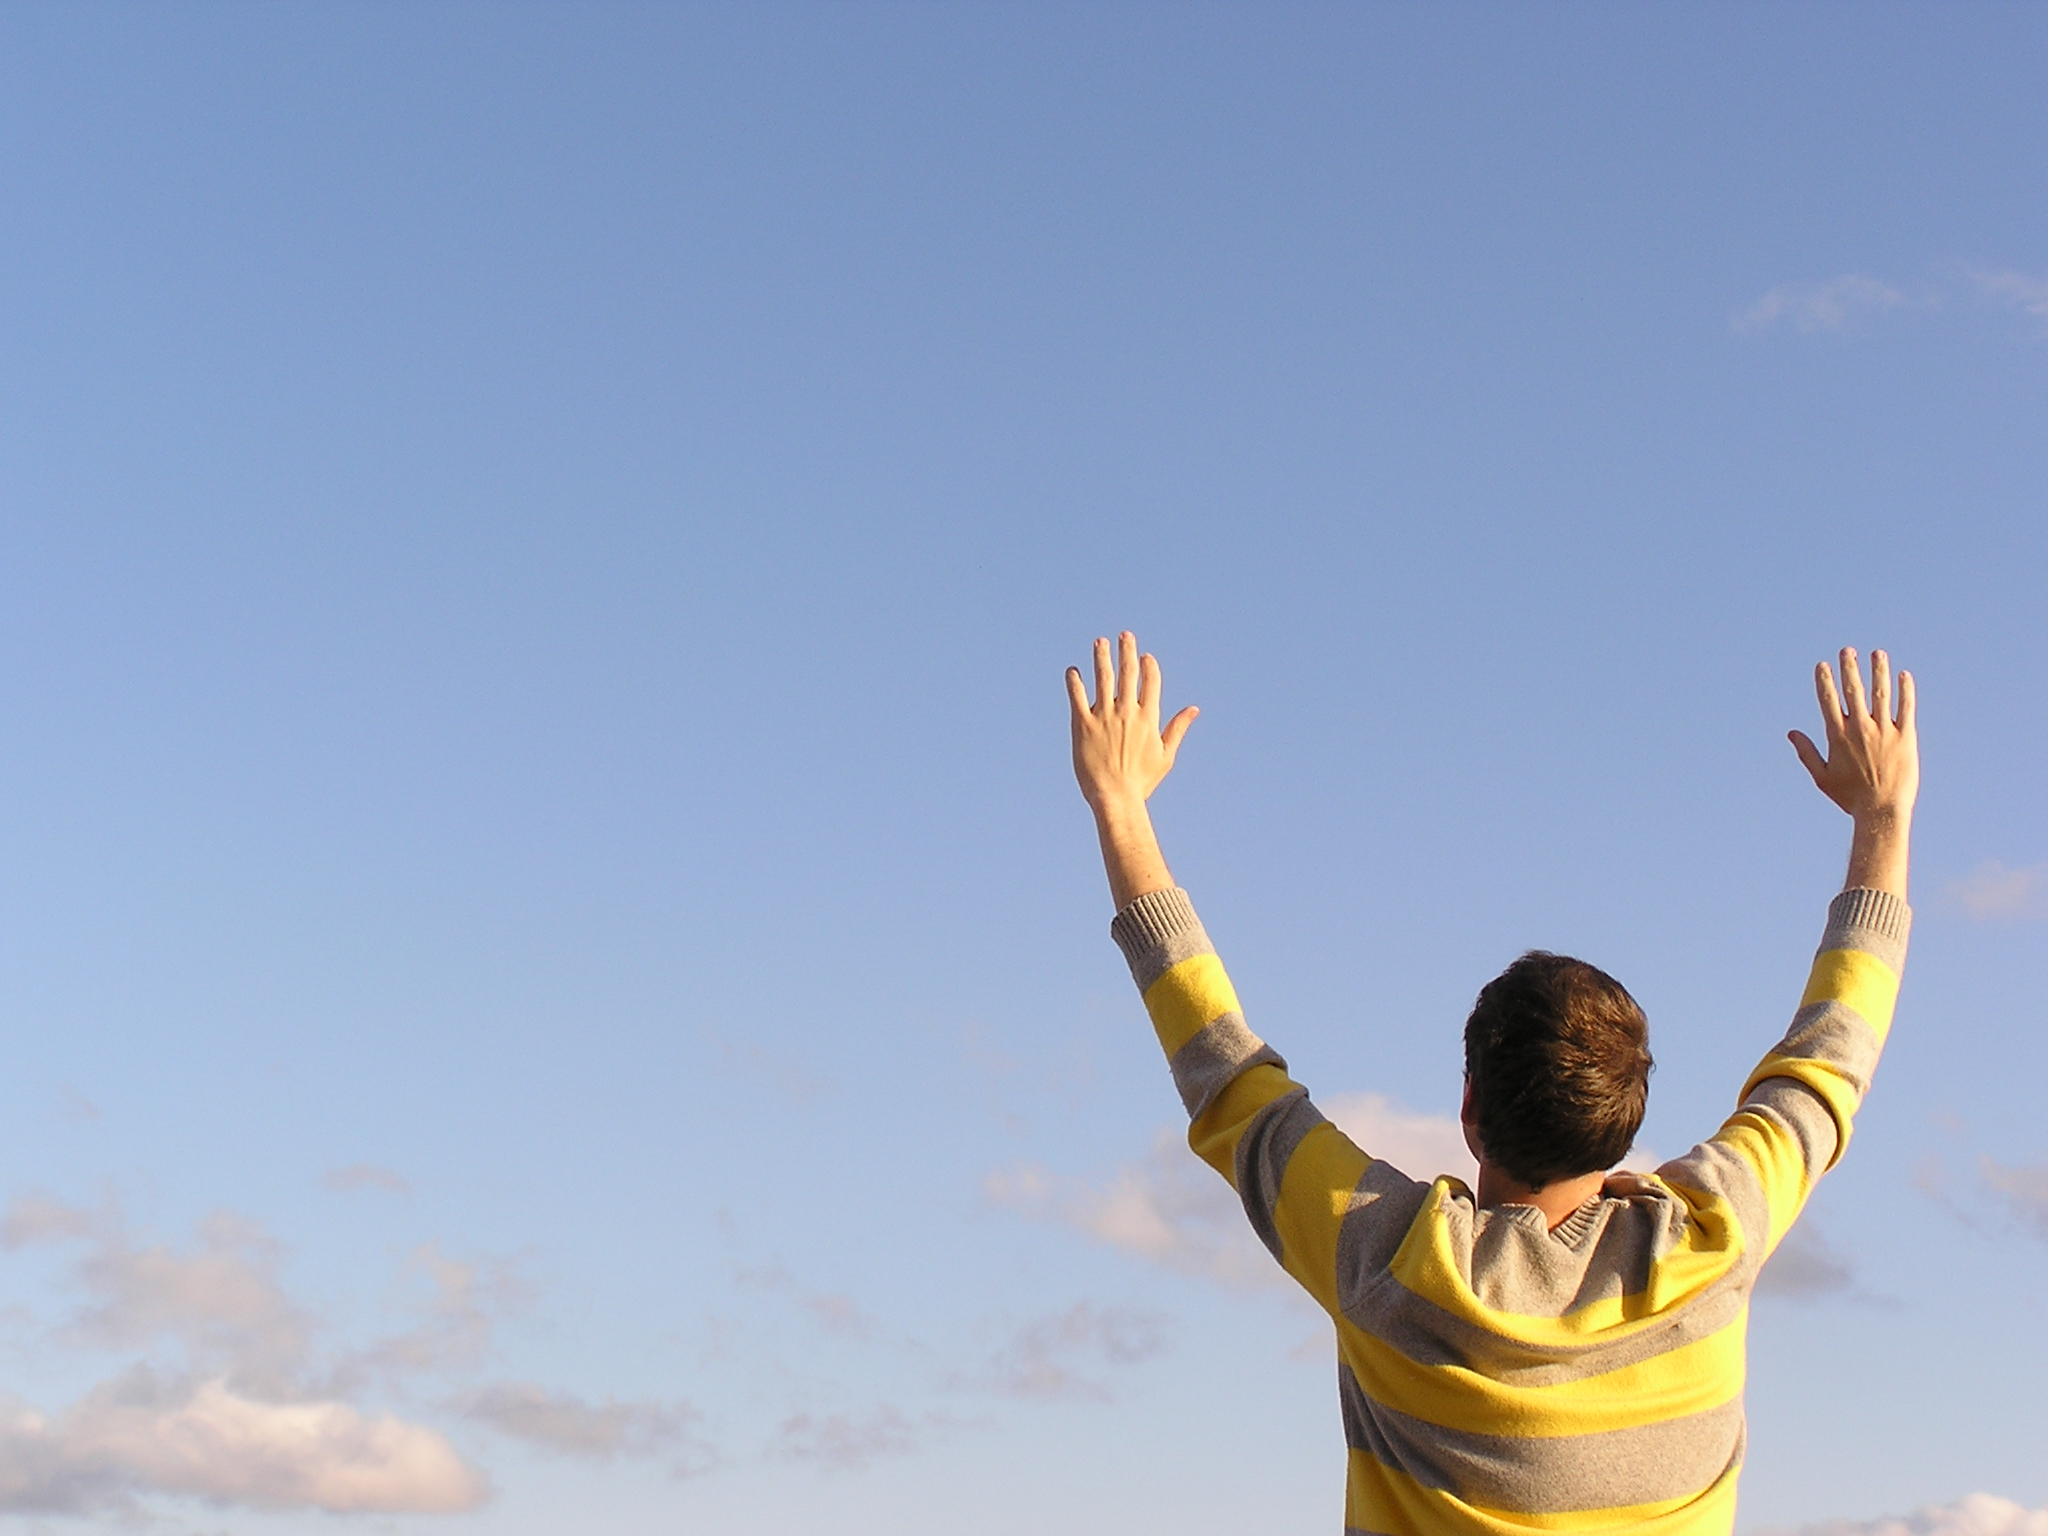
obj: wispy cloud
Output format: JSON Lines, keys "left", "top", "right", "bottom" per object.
{"left": 1965, "top": 267, "right": 2048, "bottom": 332}
{"left": 321, "top": 1165, "right": 412, "bottom": 1195}
{"left": 1917, "top": 1150, "right": 2048, "bottom": 1243}
{"left": 1980, "top": 1158, "right": 2048, "bottom": 1240}
{"left": 1947, "top": 860, "right": 2048, "bottom": 920}
{"left": 986, "top": 1095, "right": 1482, "bottom": 1290}
{"left": 708, "top": 1033, "right": 830, "bottom": 1105}
{"left": 1754, "top": 1492, "right": 2048, "bottom": 1536}
{"left": 732, "top": 1259, "right": 874, "bottom": 1340}
{"left": 1753, "top": 1219, "right": 1854, "bottom": 1300}
{"left": 3, "top": 1198, "right": 314, "bottom": 1395}
{"left": 462, "top": 1382, "right": 710, "bottom": 1471}
{"left": 1735, "top": 273, "right": 1907, "bottom": 334}
{"left": 973, "top": 1303, "right": 1166, "bottom": 1402}
{"left": 986, "top": 1129, "right": 1275, "bottom": 1289}
{"left": 346, "top": 1241, "right": 524, "bottom": 1384}
{"left": 773, "top": 1405, "right": 972, "bottom": 1472}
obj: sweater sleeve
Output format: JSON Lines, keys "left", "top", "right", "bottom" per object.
{"left": 1674, "top": 887, "right": 1910, "bottom": 1260}
{"left": 1110, "top": 888, "right": 1420, "bottom": 1314}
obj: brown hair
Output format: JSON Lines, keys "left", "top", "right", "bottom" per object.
{"left": 1462, "top": 951, "right": 1653, "bottom": 1190}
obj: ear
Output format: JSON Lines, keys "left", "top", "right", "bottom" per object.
{"left": 1459, "top": 1077, "right": 1475, "bottom": 1125}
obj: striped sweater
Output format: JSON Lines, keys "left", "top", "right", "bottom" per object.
{"left": 1109, "top": 885, "right": 1909, "bottom": 1536}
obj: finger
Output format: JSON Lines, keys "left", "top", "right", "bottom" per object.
{"left": 1839, "top": 647, "right": 1868, "bottom": 719}
{"left": 1788, "top": 730, "right": 1828, "bottom": 785}
{"left": 1814, "top": 660, "right": 1845, "bottom": 736}
{"left": 1065, "top": 666, "right": 1091, "bottom": 720}
{"left": 1138, "top": 652, "right": 1162, "bottom": 718}
{"left": 1870, "top": 649, "right": 1892, "bottom": 724}
{"left": 1116, "top": 631, "right": 1139, "bottom": 708}
{"left": 1162, "top": 705, "right": 1199, "bottom": 759}
{"left": 1092, "top": 637, "right": 1113, "bottom": 713}
{"left": 1898, "top": 668, "right": 1916, "bottom": 731}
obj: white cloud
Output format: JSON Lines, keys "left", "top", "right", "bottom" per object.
{"left": 1757, "top": 1493, "right": 2048, "bottom": 1536}
{"left": 986, "top": 1129, "right": 1277, "bottom": 1289}
{"left": 975, "top": 1303, "right": 1166, "bottom": 1402}
{"left": 1980, "top": 1158, "right": 2048, "bottom": 1240}
{"left": 1735, "top": 273, "right": 1906, "bottom": 334}
{"left": 1965, "top": 268, "right": 2048, "bottom": 330}
{"left": 0, "top": 1372, "right": 482, "bottom": 1514}
{"left": 462, "top": 1382, "right": 709, "bottom": 1470}
{"left": 1947, "top": 860, "right": 2048, "bottom": 920}
{"left": 1320, "top": 1092, "right": 1477, "bottom": 1184}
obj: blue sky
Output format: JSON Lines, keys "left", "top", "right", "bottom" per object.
{"left": 0, "top": 4, "right": 2043, "bottom": 1532}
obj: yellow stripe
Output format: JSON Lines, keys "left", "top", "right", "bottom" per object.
{"left": 1334, "top": 1306, "right": 1747, "bottom": 1439}
{"left": 1722, "top": 1053, "right": 1865, "bottom": 1215}
{"left": 1800, "top": 948, "right": 1900, "bottom": 1042}
{"left": 1384, "top": 1179, "right": 1746, "bottom": 1343}
{"left": 1272, "top": 1119, "right": 1374, "bottom": 1313}
{"left": 1141, "top": 952, "right": 1240, "bottom": 1056}
{"left": 1347, "top": 1444, "right": 1741, "bottom": 1535}
{"left": 1188, "top": 1061, "right": 1299, "bottom": 1186}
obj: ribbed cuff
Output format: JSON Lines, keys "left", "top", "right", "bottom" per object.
{"left": 1109, "top": 886, "right": 1201, "bottom": 971}
{"left": 1829, "top": 886, "right": 1911, "bottom": 941}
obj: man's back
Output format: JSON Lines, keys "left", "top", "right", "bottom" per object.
{"left": 1109, "top": 881, "right": 1906, "bottom": 1534}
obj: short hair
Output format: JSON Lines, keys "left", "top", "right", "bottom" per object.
{"left": 1462, "top": 951, "right": 1653, "bottom": 1190}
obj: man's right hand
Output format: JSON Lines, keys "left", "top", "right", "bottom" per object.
{"left": 1789, "top": 647, "right": 1917, "bottom": 898}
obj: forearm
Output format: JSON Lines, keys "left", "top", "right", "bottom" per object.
{"left": 1844, "top": 810, "right": 1910, "bottom": 901}
{"left": 1092, "top": 794, "right": 1176, "bottom": 911}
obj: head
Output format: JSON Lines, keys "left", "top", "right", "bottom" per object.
{"left": 1461, "top": 951, "right": 1653, "bottom": 1191}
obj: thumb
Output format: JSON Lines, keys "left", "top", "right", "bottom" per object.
{"left": 1161, "top": 705, "right": 1199, "bottom": 759}
{"left": 1788, "top": 729, "right": 1827, "bottom": 786}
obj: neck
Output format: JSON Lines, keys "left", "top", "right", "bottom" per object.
{"left": 1474, "top": 1162, "right": 1606, "bottom": 1229}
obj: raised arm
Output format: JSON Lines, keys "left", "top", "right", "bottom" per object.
{"left": 1678, "top": 648, "right": 1920, "bottom": 1260}
{"left": 1066, "top": 632, "right": 1200, "bottom": 910}
{"left": 1067, "top": 634, "right": 1425, "bottom": 1312}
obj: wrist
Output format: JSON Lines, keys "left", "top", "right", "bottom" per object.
{"left": 1089, "top": 790, "right": 1152, "bottom": 829}
{"left": 1850, "top": 804, "right": 1912, "bottom": 837}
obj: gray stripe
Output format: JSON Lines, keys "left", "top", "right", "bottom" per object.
{"left": 1821, "top": 887, "right": 1910, "bottom": 974}
{"left": 1235, "top": 1088, "right": 1325, "bottom": 1262}
{"left": 1168, "top": 1012, "right": 1283, "bottom": 1120}
{"left": 1737, "top": 1077, "right": 1844, "bottom": 1181}
{"left": 1339, "top": 1364, "right": 1746, "bottom": 1513}
{"left": 1660, "top": 1134, "right": 1775, "bottom": 1256}
{"left": 1341, "top": 1258, "right": 1752, "bottom": 1387}
{"left": 1109, "top": 887, "right": 1214, "bottom": 990}
{"left": 1335, "top": 1161, "right": 1440, "bottom": 1296}
{"left": 1766, "top": 999, "right": 1883, "bottom": 1088}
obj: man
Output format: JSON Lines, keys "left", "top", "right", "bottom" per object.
{"left": 1065, "top": 633, "right": 1916, "bottom": 1536}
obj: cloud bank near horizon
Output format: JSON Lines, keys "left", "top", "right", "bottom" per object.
{"left": 0, "top": 1194, "right": 700, "bottom": 1515}
{"left": 1757, "top": 1493, "right": 2048, "bottom": 1536}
